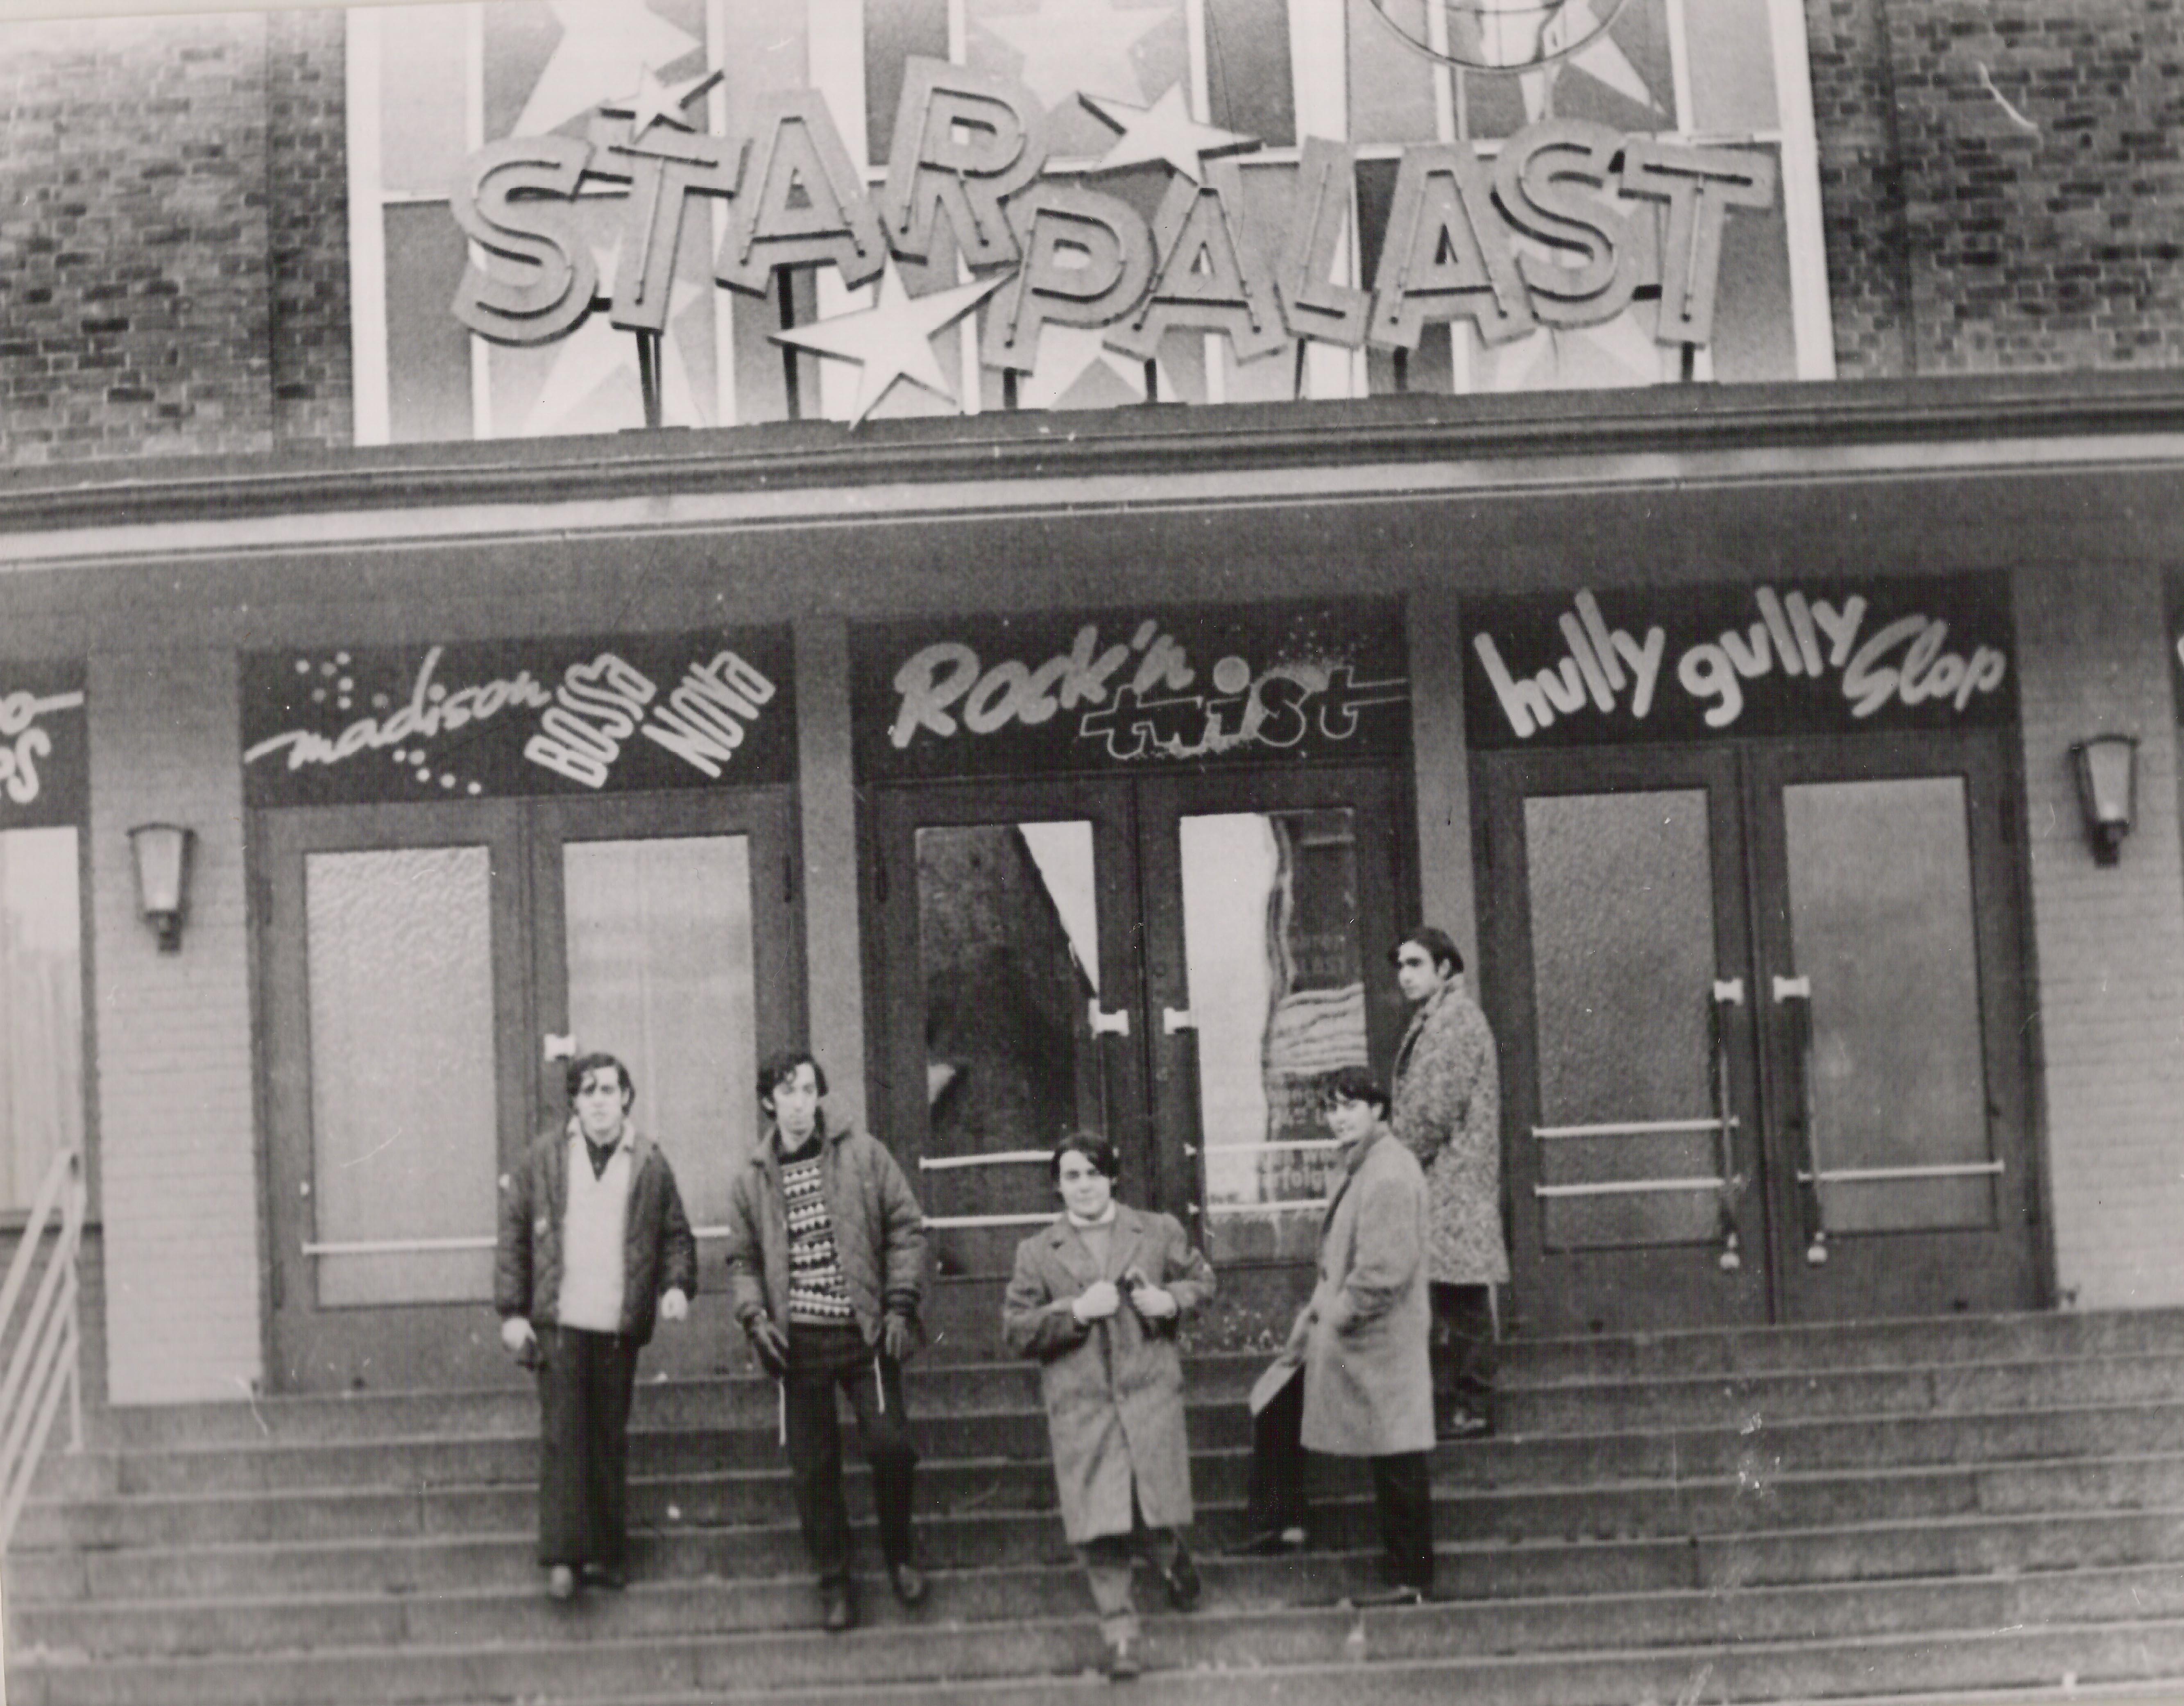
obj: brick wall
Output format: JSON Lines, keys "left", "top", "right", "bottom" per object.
{"left": 88, "top": 651, "right": 261, "bottom": 1404}
{"left": 265, "top": 4, "right": 351, "bottom": 451}
{"left": 0, "top": 8, "right": 351, "bottom": 463}
{"left": 2012, "top": 563, "right": 2184, "bottom": 1309}
{"left": 1808, "top": 0, "right": 2184, "bottom": 375}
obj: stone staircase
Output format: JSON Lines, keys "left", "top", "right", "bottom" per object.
{"left": 11, "top": 1310, "right": 2184, "bottom": 1704}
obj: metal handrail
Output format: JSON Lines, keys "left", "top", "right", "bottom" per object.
{"left": 0, "top": 1148, "right": 87, "bottom": 1555}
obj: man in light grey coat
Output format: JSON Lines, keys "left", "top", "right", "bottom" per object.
{"left": 1234, "top": 1065, "right": 1434, "bottom": 1602}
{"left": 1004, "top": 1134, "right": 1215, "bottom": 1679}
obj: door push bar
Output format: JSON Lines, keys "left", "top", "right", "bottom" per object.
{"left": 1770, "top": 973, "right": 1828, "bottom": 1264}
{"left": 1709, "top": 979, "right": 1744, "bottom": 1270}
{"left": 1088, "top": 1003, "right": 1131, "bottom": 1037}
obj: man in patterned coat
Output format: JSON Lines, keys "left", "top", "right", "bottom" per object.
{"left": 1389, "top": 926, "right": 1505, "bottom": 1440}
{"left": 723, "top": 1049, "right": 929, "bottom": 1632}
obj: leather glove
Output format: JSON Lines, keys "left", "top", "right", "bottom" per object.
{"left": 881, "top": 1310, "right": 916, "bottom": 1364}
{"left": 658, "top": 1288, "right": 689, "bottom": 1323}
{"left": 746, "top": 1314, "right": 790, "bottom": 1377}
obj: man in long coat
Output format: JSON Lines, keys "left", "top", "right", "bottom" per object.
{"left": 1390, "top": 925, "right": 1505, "bottom": 1440}
{"left": 1004, "top": 1134, "right": 1215, "bottom": 1679}
{"left": 1235, "top": 1066, "right": 1435, "bottom": 1602}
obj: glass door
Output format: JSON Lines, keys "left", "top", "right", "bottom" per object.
{"left": 529, "top": 789, "right": 801, "bottom": 1380}
{"left": 263, "top": 801, "right": 534, "bottom": 1391}
{"left": 1479, "top": 731, "right": 2038, "bottom": 1336}
{"left": 1480, "top": 747, "right": 1769, "bottom": 1335}
{"left": 262, "top": 788, "right": 800, "bottom": 1393}
{"left": 1138, "top": 768, "right": 1411, "bottom": 1335}
{"left": 1748, "top": 731, "right": 2036, "bottom": 1319}
{"left": 870, "top": 780, "right": 1148, "bottom": 1288}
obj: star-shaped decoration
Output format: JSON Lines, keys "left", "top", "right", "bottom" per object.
{"left": 975, "top": 0, "right": 1173, "bottom": 109}
{"left": 513, "top": 0, "right": 703, "bottom": 138}
{"left": 1518, "top": 0, "right": 1657, "bottom": 123}
{"left": 601, "top": 64, "right": 724, "bottom": 140}
{"left": 1080, "top": 84, "right": 1258, "bottom": 181}
{"left": 772, "top": 266, "right": 1007, "bottom": 425}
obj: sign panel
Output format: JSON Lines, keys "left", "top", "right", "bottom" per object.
{"left": 242, "top": 629, "right": 795, "bottom": 807}
{"left": 1462, "top": 575, "right": 2016, "bottom": 749}
{"left": 0, "top": 661, "right": 87, "bottom": 830}
{"left": 852, "top": 600, "right": 1410, "bottom": 782}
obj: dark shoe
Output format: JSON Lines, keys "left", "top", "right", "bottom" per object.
{"left": 1228, "top": 1526, "right": 1307, "bottom": 1557}
{"left": 1159, "top": 1548, "right": 1201, "bottom": 1612}
{"left": 1104, "top": 1633, "right": 1142, "bottom": 1681}
{"left": 820, "top": 1584, "right": 857, "bottom": 1632}
{"left": 888, "top": 1561, "right": 930, "bottom": 1607}
{"left": 546, "top": 1564, "right": 577, "bottom": 1602}
{"left": 580, "top": 1562, "right": 626, "bottom": 1591}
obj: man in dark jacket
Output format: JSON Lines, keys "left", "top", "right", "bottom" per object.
{"left": 496, "top": 1052, "right": 697, "bottom": 1601}
{"left": 723, "top": 1049, "right": 928, "bottom": 1632}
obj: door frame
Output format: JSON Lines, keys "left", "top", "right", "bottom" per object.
{"left": 1744, "top": 728, "right": 2040, "bottom": 1320}
{"left": 1475, "top": 729, "right": 2045, "bottom": 1336}
{"left": 256, "top": 786, "right": 804, "bottom": 1393}
{"left": 258, "top": 799, "right": 535, "bottom": 1392}
{"left": 1476, "top": 743, "right": 1771, "bottom": 1336}
{"left": 867, "top": 777, "right": 1151, "bottom": 1252}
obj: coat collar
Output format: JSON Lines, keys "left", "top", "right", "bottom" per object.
{"left": 1044, "top": 1202, "right": 1146, "bottom": 1285}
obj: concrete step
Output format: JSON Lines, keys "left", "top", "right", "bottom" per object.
{"left": 1507, "top": 1307, "right": 2184, "bottom": 1386}
{"left": 15, "top": 1577, "right": 2184, "bottom": 1706}
{"left": 29, "top": 1443, "right": 2184, "bottom": 1555}
{"left": 39, "top": 1390, "right": 2184, "bottom": 1511}
{"left": 1502, "top": 1350, "right": 2184, "bottom": 1435}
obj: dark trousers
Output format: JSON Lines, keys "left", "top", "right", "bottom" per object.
{"left": 1430, "top": 1282, "right": 1498, "bottom": 1422}
{"left": 535, "top": 1325, "right": 638, "bottom": 1570}
{"left": 1246, "top": 1366, "right": 1434, "bottom": 1592}
{"left": 1079, "top": 1485, "right": 1186, "bottom": 1644}
{"left": 783, "top": 1325, "right": 918, "bottom": 1590}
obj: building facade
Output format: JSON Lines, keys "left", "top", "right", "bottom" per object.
{"left": 4, "top": 0, "right": 2184, "bottom": 1404}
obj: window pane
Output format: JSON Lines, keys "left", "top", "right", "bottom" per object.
{"left": 0, "top": 830, "right": 82, "bottom": 1211}
{"left": 564, "top": 836, "right": 756, "bottom": 1232}
{"left": 916, "top": 821, "right": 1102, "bottom": 1273}
{"left": 1182, "top": 810, "right": 1367, "bottom": 1263}
{"left": 1348, "top": 0, "right": 1439, "bottom": 145}
{"left": 1684, "top": 0, "right": 1780, "bottom": 132}
{"left": 1783, "top": 777, "right": 1993, "bottom": 1233}
{"left": 1525, "top": 791, "right": 1719, "bottom": 1249}
{"left": 377, "top": 4, "right": 471, "bottom": 197}
{"left": 306, "top": 847, "right": 498, "bottom": 1306}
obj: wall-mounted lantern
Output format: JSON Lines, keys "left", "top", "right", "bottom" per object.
{"left": 2068, "top": 735, "right": 2139, "bottom": 867}
{"left": 127, "top": 823, "right": 197, "bottom": 953}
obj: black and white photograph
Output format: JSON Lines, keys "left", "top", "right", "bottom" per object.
{"left": 1, "top": 0, "right": 2182, "bottom": 1698}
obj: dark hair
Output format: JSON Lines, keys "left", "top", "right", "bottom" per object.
{"left": 1391, "top": 925, "right": 1463, "bottom": 978}
{"left": 1050, "top": 1132, "right": 1122, "bottom": 1183}
{"left": 757, "top": 1048, "right": 829, "bottom": 1107}
{"left": 566, "top": 1052, "right": 634, "bottom": 1107}
{"left": 1321, "top": 1064, "right": 1390, "bottom": 1119}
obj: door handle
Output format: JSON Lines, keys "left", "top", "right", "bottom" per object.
{"left": 1708, "top": 982, "right": 1741, "bottom": 1270}
{"left": 1087, "top": 1003, "right": 1131, "bottom": 1038}
{"left": 1769, "top": 975, "right": 1828, "bottom": 1264}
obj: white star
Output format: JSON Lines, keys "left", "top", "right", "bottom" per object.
{"left": 513, "top": 0, "right": 702, "bottom": 138}
{"left": 773, "top": 267, "right": 1007, "bottom": 425}
{"left": 1080, "top": 84, "right": 1257, "bottom": 181}
{"left": 976, "top": 0, "right": 1173, "bottom": 110}
{"left": 602, "top": 64, "right": 724, "bottom": 139}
